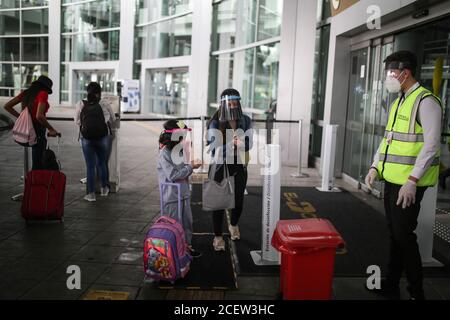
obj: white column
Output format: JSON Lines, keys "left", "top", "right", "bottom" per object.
{"left": 188, "top": 0, "right": 212, "bottom": 117}
{"left": 418, "top": 186, "right": 442, "bottom": 266}
{"left": 48, "top": 0, "right": 61, "bottom": 105}
{"left": 118, "top": 0, "right": 135, "bottom": 81}
{"left": 276, "top": 0, "right": 317, "bottom": 167}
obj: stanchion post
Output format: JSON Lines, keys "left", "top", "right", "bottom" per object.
{"left": 198, "top": 115, "right": 209, "bottom": 173}
{"left": 250, "top": 144, "right": 281, "bottom": 266}
{"left": 316, "top": 124, "right": 340, "bottom": 192}
{"left": 12, "top": 147, "right": 28, "bottom": 201}
{"left": 291, "top": 119, "right": 309, "bottom": 178}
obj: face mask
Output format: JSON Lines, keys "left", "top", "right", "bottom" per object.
{"left": 385, "top": 70, "right": 405, "bottom": 93}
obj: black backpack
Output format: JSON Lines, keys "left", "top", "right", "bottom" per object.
{"left": 80, "top": 100, "right": 108, "bottom": 140}
{"left": 41, "top": 148, "right": 60, "bottom": 171}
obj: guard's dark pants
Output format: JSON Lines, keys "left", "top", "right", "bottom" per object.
{"left": 210, "top": 164, "right": 248, "bottom": 236}
{"left": 384, "top": 181, "right": 427, "bottom": 298}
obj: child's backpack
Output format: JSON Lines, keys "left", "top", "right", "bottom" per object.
{"left": 79, "top": 100, "right": 108, "bottom": 140}
{"left": 143, "top": 183, "right": 192, "bottom": 283}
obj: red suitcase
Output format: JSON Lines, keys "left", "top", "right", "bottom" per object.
{"left": 21, "top": 170, "right": 66, "bottom": 222}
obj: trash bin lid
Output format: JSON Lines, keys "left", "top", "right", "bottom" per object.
{"left": 272, "top": 218, "right": 345, "bottom": 249}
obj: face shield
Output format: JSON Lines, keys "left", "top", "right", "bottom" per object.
{"left": 164, "top": 121, "right": 193, "bottom": 163}
{"left": 384, "top": 61, "right": 408, "bottom": 94}
{"left": 219, "top": 95, "right": 243, "bottom": 122}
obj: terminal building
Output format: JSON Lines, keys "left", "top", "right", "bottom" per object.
{"left": 0, "top": 0, "right": 450, "bottom": 198}
{"left": 0, "top": 0, "right": 450, "bottom": 300}
{"left": 1, "top": 0, "right": 449, "bottom": 191}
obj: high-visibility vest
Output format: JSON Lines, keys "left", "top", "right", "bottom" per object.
{"left": 377, "top": 86, "right": 442, "bottom": 187}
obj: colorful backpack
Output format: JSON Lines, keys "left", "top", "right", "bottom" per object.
{"left": 143, "top": 183, "right": 192, "bottom": 283}
{"left": 143, "top": 216, "right": 192, "bottom": 283}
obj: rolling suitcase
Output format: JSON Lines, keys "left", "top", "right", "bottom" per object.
{"left": 21, "top": 137, "right": 65, "bottom": 222}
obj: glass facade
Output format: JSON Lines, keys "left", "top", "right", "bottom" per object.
{"left": 135, "top": 0, "right": 192, "bottom": 116}
{"left": 0, "top": 1, "right": 49, "bottom": 97}
{"left": 60, "top": 0, "right": 121, "bottom": 103}
{"left": 145, "top": 68, "right": 189, "bottom": 116}
{"left": 135, "top": 0, "right": 192, "bottom": 61}
{"left": 209, "top": 0, "right": 282, "bottom": 117}
{"left": 309, "top": 0, "right": 331, "bottom": 159}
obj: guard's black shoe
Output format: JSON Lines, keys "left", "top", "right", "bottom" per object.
{"left": 368, "top": 279, "right": 401, "bottom": 300}
{"left": 407, "top": 286, "right": 426, "bottom": 300}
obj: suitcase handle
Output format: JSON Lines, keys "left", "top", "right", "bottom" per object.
{"left": 159, "top": 182, "right": 182, "bottom": 222}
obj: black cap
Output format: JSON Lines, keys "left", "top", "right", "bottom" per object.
{"left": 31, "top": 75, "right": 53, "bottom": 94}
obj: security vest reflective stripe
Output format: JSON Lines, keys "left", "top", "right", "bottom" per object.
{"left": 377, "top": 86, "right": 442, "bottom": 187}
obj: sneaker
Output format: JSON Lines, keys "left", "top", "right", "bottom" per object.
{"left": 228, "top": 225, "right": 240, "bottom": 240}
{"left": 84, "top": 193, "right": 96, "bottom": 202}
{"left": 100, "top": 186, "right": 110, "bottom": 197}
{"left": 188, "top": 247, "right": 202, "bottom": 258}
{"left": 213, "top": 236, "right": 226, "bottom": 251}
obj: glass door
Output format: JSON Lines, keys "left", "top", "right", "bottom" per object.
{"left": 145, "top": 67, "right": 188, "bottom": 116}
{"left": 343, "top": 47, "right": 370, "bottom": 180}
{"left": 73, "top": 69, "right": 116, "bottom": 103}
{"left": 361, "top": 41, "right": 395, "bottom": 195}
{"left": 343, "top": 39, "right": 396, "bottom": 196}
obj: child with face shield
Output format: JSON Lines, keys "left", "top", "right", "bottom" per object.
{"left": 157, "top": 120, "right": 202, "bottom": 258}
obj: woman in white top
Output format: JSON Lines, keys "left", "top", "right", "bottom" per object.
{"left": 74, "top": 82, "right": 116, "bottom": 202}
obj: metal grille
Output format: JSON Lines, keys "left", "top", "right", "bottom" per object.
{"left": 434, "top": 220, "right": 450, "bottom": 244}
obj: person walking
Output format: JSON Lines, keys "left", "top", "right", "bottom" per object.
{"left": 74, "top": 82, "right": 116, "bottom": 202}
{"left": 365, "top": 51, "right": 442, "bottom": 300}
{"left": 206, "top": 88, "right": 253, "bottom": 251}
{"left": 4, "top": 75, "right": 60, "bottom": 169}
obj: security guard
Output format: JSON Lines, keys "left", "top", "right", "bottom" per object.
{"left": 365, "top": 51, "right": 442, "bottom": 300}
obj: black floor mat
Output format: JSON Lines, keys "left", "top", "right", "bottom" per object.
{"left": 156, "top": 234, "right": 237, "bottom": 290}
{"left": 190, "top": 184, "right": 450, "bottom": 277}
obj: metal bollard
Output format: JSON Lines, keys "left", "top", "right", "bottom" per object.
{"left": 291, "top": 119, "right": 309, "bottom": 178}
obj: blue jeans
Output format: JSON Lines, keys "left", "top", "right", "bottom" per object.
{"left": 81, "top": 136, "right": 108, "bottom": 194}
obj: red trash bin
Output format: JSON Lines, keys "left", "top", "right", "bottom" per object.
{"left": 271, "top": 218, "right": 345, "bottom": 300}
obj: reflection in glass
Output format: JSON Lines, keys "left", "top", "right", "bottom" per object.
{"left": 21, "top": 0, "right": 48, "bottom": 7}
{"left": 212, "top": 0, "right": 258, "bottom": 52}
{"left": 254, "top": 42, "right": 279, "bottom": 111}
{"left": 63, "top": 30, "right": 120, "bottom": 62}
{"left": 0, "top": 64, "right": 14, "bottom": 87}
{"left": 343, "top": 48, "right": 369, "bottom": 179}
{"left": 257, "top": 0, "right": 282, "bottom": 41}
{"left": 0, "top": 10, "right": 20, "bottom": 35}
{"left": 22, "top": 9, "right": 48, "bottom": 34}
{"left": 22, "top": 37, "right": 48, "bottom": 61}
{"left": 0, "top": 38, "right": 20, "bottom": 61}
{"left": 62, "top": 0, "right": 120, "bottom": 33}
{"left": 146, "top": 68, "right": 188, "bottom": 117}
{"left": 0, "top": 0, "right": 20, "bottom": 9}
{"left": 21, "top": 64, "right": 48, "bottom": 88}
{"left": 136, "top": 0, "right": 192, "bottom": 24}
{"left": 135, "top": 15, "right": 192, "bottom": 60}
{"left": 74, "top": 70, "right": 116, "bottom": 103}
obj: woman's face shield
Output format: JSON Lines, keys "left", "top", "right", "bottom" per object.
{"left": 219, "top": 95, "right": 243, "bottom": 121}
